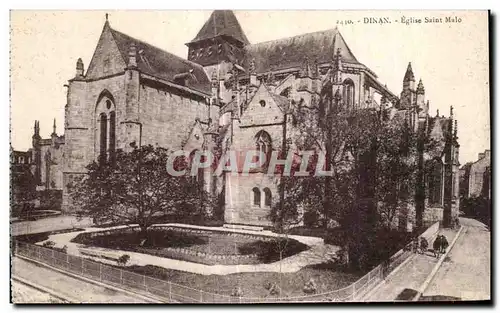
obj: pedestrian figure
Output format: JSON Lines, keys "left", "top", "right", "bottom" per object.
{"left": 412, "top": 236, "right": 419, "bottom": 253}
{"left": 420, "top": 237, "right": 429, "bottom": 254}
{"left": 433, "top": 235, "right": 442, "bottom": 258}
{"left": 440, "top": 235, "right": 449, "bottom": 253}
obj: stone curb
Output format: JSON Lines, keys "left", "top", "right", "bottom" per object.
{"left": 412, "top": 225, "right": 466, "bottom": 301}
{"left": 14, "top": 255, "right": 165, "bottom": 303}
{"left": 12, "top": 275, "right": 78, "bottom": 303}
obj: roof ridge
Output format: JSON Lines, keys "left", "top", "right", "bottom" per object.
{"left": 109, "top": 26, "right": 205, "bottom": 71}
{"left": 249, "top": 28, "right": 337, "bottom": 47}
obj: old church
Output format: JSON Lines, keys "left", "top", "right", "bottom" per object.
{"left": 48, "top": 11, "right": 460, "bottom": 228}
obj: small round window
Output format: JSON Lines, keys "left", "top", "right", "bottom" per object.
{"left": 260, "top": 100, "right": 266, "bottom": 107}
{"left": 106, "top": 100, "right": 112, "bottom": 110}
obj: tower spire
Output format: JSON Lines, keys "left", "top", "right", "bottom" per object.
{"left": 76, "top": 58, "right": 84, "bottom": 78}
{"left": 404, "top": 62, "right": 415, "bottom": 82}
{"left": 416, "top": 79, "right": 425, "bottom": 94}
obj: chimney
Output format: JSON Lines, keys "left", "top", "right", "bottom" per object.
{"left": 484, "top": 150, "right": 491, "bottom": 159}
{"left": 478, "top": 153, "right": 485, "bottom": 160}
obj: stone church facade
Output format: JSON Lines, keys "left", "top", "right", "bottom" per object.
{"left": 57, "top": 11, "right": 459, "bottom": 228}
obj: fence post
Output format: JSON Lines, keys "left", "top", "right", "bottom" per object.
{"left": 168, "top": 281, "right": 172, "bottom": 303}
{"left": 99, "top": 263, "right": 102, "bottom": 281}
{"left": 351, "top": 283, "right": 356, "bottom": 301}
{"left": 120, "top": 268, "right": 123, "bottom": 285}
{"left": 200, "top": 290, "right": 203, "bottom": 302}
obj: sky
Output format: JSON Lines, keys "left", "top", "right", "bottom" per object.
{"left": 10, "top": 10, "right": 489, "bottom": 165}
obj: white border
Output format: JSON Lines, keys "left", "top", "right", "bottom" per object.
{"left": 4, "top": 1, "right": 497, "bottom": 312}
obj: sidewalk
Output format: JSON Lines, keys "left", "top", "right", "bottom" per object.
{"left": 12, "top": 257, "right": 150, "bottom": 303}
{"left": 365, "top": 228, "right": 457, "bottom": 301}
{"left": 422, "top": 218, "right": 490, "bottom": 300}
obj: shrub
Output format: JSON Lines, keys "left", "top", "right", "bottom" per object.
{"left": 303, "top": 278, "right": 318, "bottom": 294}
{"left": 117, "top": 254, "right": 130, "bottom": 266}
{"left": 269, "top": 282, "right": 281, "bottom": 296}
{"left": 264, "top": 282, "right": 272, "bottom": 290}
{"left": 231, "top": 287, "right": 243, "bottom": 297}
{"left": 42, "top": 241, "right": 55, "bottom": 248}
{"left": 303, "top": 211, "right": 320, "bottom": 227}
{"left": 54, "top": 245, "right": 68, "bottom": 253}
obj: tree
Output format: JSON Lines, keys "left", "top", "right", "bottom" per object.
{"left": 10, "top": 163, "right": 37, "bottom": 216}
{"left": 272, "top": 82, "right": 431, "bottom": 271}
{"left": 71, "top": 144, "right": 214, "bottom": 239}
{"left": 375, "top": 120, "right": 418, "bottom": 229}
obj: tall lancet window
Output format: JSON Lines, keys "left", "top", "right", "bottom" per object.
{"left": 99, "top": 113, "right": 108, "bottom": 165}
{"left": 109, "top": 111, "right": 116, "bottom": 165}
{"left": 96, "top": 91, "right": 116, "bottom": 165}
{"left": 343, "top": 79, "right": 355, "bottom": 109}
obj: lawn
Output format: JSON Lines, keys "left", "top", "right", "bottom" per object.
{"left": 71, "top": 228, "right": 309, "bottom": 264}
{"left": 117, "top": 262, "right": 360, "bottom": 299}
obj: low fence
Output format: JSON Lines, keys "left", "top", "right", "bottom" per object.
{"left": 13, "top": 221, "right": 440, "bottom": 303}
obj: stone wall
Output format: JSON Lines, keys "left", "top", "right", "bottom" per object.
{"left": 138, "top": 83, "right": 217, "bottom": 150}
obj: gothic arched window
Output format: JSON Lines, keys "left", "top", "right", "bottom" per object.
{"left": 109, "top": 111, "right": 116, "bottom": 165}
{"left": 255, "top": 130, "right": 272, "bottom": 167}
{"left": 252, "top": 187, "right": 261, "bottom": 206}
{"left": 96, "top": 90, "right": 116, "bottom": 165}
{"left": 343, "top": 79, "right": 355, "bottom": 109}
{"left": 263, "top": 187, "right": 272, "bottom": 207}
{"left": 427, "top": 159, "right": 443, "bottom": 206}
{"left": 99, "top": 113, "right": 107, "bottom": 165}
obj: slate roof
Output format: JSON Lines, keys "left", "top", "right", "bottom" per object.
{"left": 188, "top": 10, "right": 249, "bottom": 45}
{"left": 109, "top": 26, "right": 211, "bottom": 94}
{"left": 244, "top": 28, "right": 364, "bottom": 74}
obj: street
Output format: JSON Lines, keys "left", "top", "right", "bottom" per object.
{"left": 11, "top": 215, "right": 93, "bottom": 236}
{"left": 11, "top": 257, "right": 150, "bottom": 303}
{"left": 422, "top": 218, "right": 490, "bottom": 300}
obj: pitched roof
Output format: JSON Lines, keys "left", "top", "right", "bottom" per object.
{"left": 244, "top": 28, "right": 364, "bottom": 74}
{"left": 188, "top": 10, "right": 249, "bottom": 45}
{"left": 428, "top": 116, "right": 452, "bottom": 137}
{"left": 109, "top": 26, "right": 211, "bottom": 94}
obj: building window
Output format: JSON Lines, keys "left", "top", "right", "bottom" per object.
{"left": 255, "top": 130, "right": 272, "bottom": 167}
{"left": 99, "top": 113, "right": 107, "bottom": 165}
{"left": 280, "top": 87, "right": 291, "bottom": 98}
{"left": 109, "top": 111, "right": 116, "bottom": 165}
{"left": 263, "top": 188, "right": 272, "bottom": 207}
{"left": 260, "top": 100, "right": 266, "bottom": 107}
{"left": 253, "top": 187, "right": 261, "bottom": 206}
{"left": 428, "top": 160, "right": 443, "bottom": 206}
{"left": 343, "top": 79, "right": 355, "bottom": 109}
